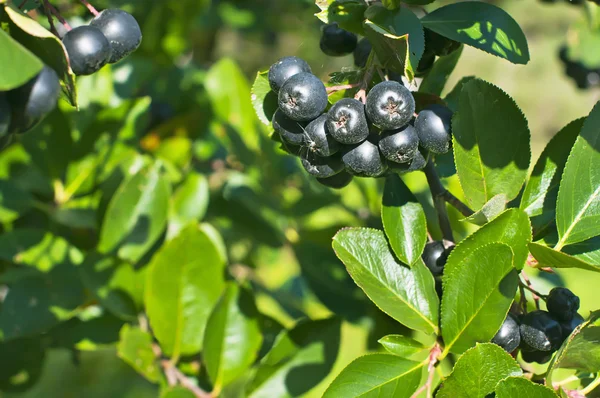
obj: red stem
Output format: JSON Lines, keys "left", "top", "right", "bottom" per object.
{"left": 326, "top": 83, "right": 359, "bottom": 94}
{"left": 79, "top": 0, "right": 100, "bottom": 16}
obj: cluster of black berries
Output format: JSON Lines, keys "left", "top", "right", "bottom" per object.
{"left": 62, "top": 9, "right": 141, "bottom": 76}
{"left": 492, "top": 287, "right": 583, "bottom": 364}
{"left": 558, "top": 47, "right": 600, "bottom": 90}
{"left": 267, "top": 56, "right": 454, "bottom": 189}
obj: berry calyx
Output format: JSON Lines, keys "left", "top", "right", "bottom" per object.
{"left": 268, "top": 56, "right": 312, "bottom": 93}
{"left": 90, "top": 9, "right": 142, "bottom": 64}
{"left": 305, "top": 114, "right": 340, "bottom": 157}
{"left": 301, "top": 152, "right": 344, "bottom": 178}
{"left": 0, "top": 94, "right": 11, "bottom": 137}
{"left": 492, "top": 314, "right": 521, "bottom": 353}
{"left": 272, "top": 109, "right": 307, "bottom": 146}
{"left": 63, "top": 25, "right": 112, "bottom": 76}
{"left": 278, "top": 72, "right": 328, "bottom": 122}
{"left": 7, "top": 66, "right": 60, "bottom": 134}
{"left": 519, "top": 310, "right": 563, "bottom": 352}
{"left": 342, "top": 137, "right": 388, "bottom": 177}
{"left": 320, "top": 23, "right": 357, "bottom": 57}
{"left": 316, "top": 171, "right": 353, "bottom": 189}
{"left": 414, "top": 104, "right": 453, "bottom": 154}
{"left": 365, "top": 81, "right": 415, "bottom": 131}
{"left": 326, "top": 98, "right": 369, "bottom": 145}
{"left": 546, "top": 287, "right": 580, "bottom": 322}
{"left": 421, "top": 241, "right": 448, "bottom": 276}
{"left": 378, "top": 125, "right": 419, "bottom": 164}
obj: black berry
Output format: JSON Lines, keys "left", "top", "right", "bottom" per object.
{"left": 268, "top": 56, "right": 312, "bottom": 93}
{"left": 305, "top": 114, "right": 340, "bottom": 157}
{"left": 379, "top": 125, "right": 419, "bottom": 164}
{"left": 272, "top": 109, "right": 307, "bottom": 146}
{"left": 327, "top": 98, "right": 369, "bottom": 144}
{"left": 521, "top": 350, "right": 553, "bottom": 364}
{"left": 0, "top": 93, "right": 11, "bottom": 137}
{"left": 301, "top": 152, "right": 344, "bottom": 178}
{"left": 63, "top": 26, "right": 112, "bottom": 76}
{"left": 365, "top": 81, "right": 415, "bottom": 130}
{"left": 316, "top": 171, "right": 353, "bottom": 189}
{"left": 421, "top": 241, "right": 448, "bottom": 276}
{"left": 7, "top": 66, "right": 60, "bottom": 134}
{"left": 388, "top": 148, "right": 429, "bottom": 174}
{"left": 492, "top": 314, "right": 521, "bottom": 353}
{"left": 415, "top": 104, "right": 453, "bottom": 154}
{"left": 560, "top": 313, "right": 584, "bottom": 340}
{"left": 520, "top": 310, "right": 563, "bottom": 352}
{"left": 320, "top": 23, "right": 357, "bottom": 57}
{"left": 278, "top": 72, "right": 328, "bottom": 122}
{"left": 546, "top": 287, "right": 580, "bottom": 322}
{"left": 353, "top": 38, "right": 372, "bottom": 68}
{"left": 90, "top": 9, "right": 142, "bottom": 64}
{"left": 342, "top": 137, "right": 388, "bottom": 177}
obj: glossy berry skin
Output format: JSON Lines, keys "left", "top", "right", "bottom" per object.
{"left": 327, "top": 98, "right": 369, "bottom": 144}
{"left": 388, "top": 148, "right": 429, "bottom": 174}
{"left": 301, "top": 152, "right": 344, "bottom": 178}
{"left": 560, "top": 313, "right": 584, "bottom": 340}
{"left": 305, "top": 114, "right": 340, "bottom": 157}
{"left": 320, "top": 23, "right": 357, "bottom": 57}
{"left": 278, "top": 73, "right": 328, "bottom": 122}
{"left": 353, "top": 38, "right": 371, "bottom": 68}
{"left": 546, "top": 287, "right": 580, "bottom": 322}
{"left": 7, "top": 66, "right": 60, "bottom": 134}
{"left": 63, "top": 26, "right": 112, "bottom": 76}
{"left": 366, "top": 81, "right": 415, "bottom": 131}
{"left": 90, "top": 9, "right": 142, "bottom": 64}
{"left": 316, "top": 171, "right": 353, "bottom": 189}
{"left": 272, "top": 109, "right": 307, "bottom": 146}
{"left": 521, "top": 350, "right": 552, "bottom": 364}
{"left": 379, "top": 125, "right": 419, "bottom": 164}
{"left": 415, "top": 104, "right": 453, "bottom": 154}
{"left": 421, "top": 241, "right": 447, "bottom": 276}
{"left": 0, "top": 93, "right": 11, "bottom": 137}
{"left": 519, "top": 310, "right": 563, "bottom": 352}
{"left": 268, "top": 56, "right": 312, "bottom": 93}
{"left": 342, "top": 138, "right": 388, "bottom": 177}
{"left": 492, "top": 314, "right": 521, "bottom": 353}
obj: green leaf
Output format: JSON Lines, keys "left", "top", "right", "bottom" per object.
{"left": 322, "top": 354, "right": 423, "bottom": 398}
{"left": 117, "top": 324, "right": 162, "bottom": 383}
{"left": 555, "top": 102, "right": 600, "bottom": 248}
{"left": 145, "top": 223, "right": 227, "bottom": 358}
{"left": 98, "top": 161, "right": 170, "bottom": 264}
{"left": 333, "top": 228, "right": 439, "bottom": 334}
{"left": 203, "top": 283, "right": 263, "bottom": 390}
{"left": 496, "top": 377, "right": 558, "bottom": 398}
{"left": 441, "top": 243, "right": 518, "bottom": 355}
{"left": 0, "top": 27, "right": 43, "bottom": 90}
{"left": 520, "top": 118, "right": 584, "bottom": 238}
{"left": 419, "top": 45, "right": 463, "bottom": 96}
{"left": 378, "top": 335, "right": 427, "bottom": 357}
{"left": 461, "top": 194, "right": 507, "bottom": 226}
{"left": 382, "top": 174, "right": 427, "bottom": 266}
{"left": 529, "top": 241, "right": 600, "bottom": 273}
{"left": 251, "top": 70, "right": 277, "bottom": 126}
{"left": 452, "top": 79, "right": 531, "bottom": 210}
{"left": 382, "top": 0, "right": 401, "bottom": 9}
{"left": 160, "top": 387, "right": 197, "bottom": 398}
{"left": 401, "top": 0, "right": 435, "bottom": 4}
{"left": 363, "top": 5, "right": 424, "bottom": 80}
{"left": 247, "top": 317, "right": 341, "bottom": 398}
{"left": 0, "top": 180, "right": 34, "bottom": 223}
{"left": 4, "top": 5, "right": 77, "bottom": 106}
{"left": 437, "top": 343, "right": 522, "bottom": 398}
{"left": 168, "top": 172, "right": 209, "bottom": 239}
{"left": 318, "top": 0, "right": 367, "bottom": 35}
{"left": 0, "top": 337, "right": 44, "bottom": 392}
{"left": 421, "top": 2, "right": 529, "bottom": 64}
{"left": 444, "top": 76, "right": 475, "bottom": 112}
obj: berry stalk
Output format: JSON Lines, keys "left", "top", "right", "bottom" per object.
{"left": 79, "top": 0, "right": 100, "bottom": 16}
{"left": 43, "top": 0, "right": 71, "bottom": 31}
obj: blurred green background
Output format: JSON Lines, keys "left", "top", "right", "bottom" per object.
{"left": 2, "top": 0, "right": 600, "bottom": 396}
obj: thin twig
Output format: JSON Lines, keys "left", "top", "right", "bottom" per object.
{"left": 18, "top": 0, "right": 28, "bottom": 9}
{"left": 326, "top": 83, "right": 359, "bottom": 94}
{"left": 424, "top": 160, "right": 454, "bottom": 242}
{"left": 519, "top": 283, "right": 528, "bottom": 314}
{"left": 411, "top": 344, "right": 442, "bottom": 398}
{"left": 580, "top": 376, "right": 600, "bottom": 396}
{"left": 161, "top": 360, "right": 212, "bottom": 398}
{"left": 441, "top": 191, "right": 474, "bottom": 218}
{"left": 519, "top": 274, "right": 547, "bottom": 309}
{"left": 43, "top": 0, "right": 71, "bottom": 30}
{"left": 79, "top": 0, "right": 100, "bottom": 16}
{"left": 354, "top": 66, "right": 374, "bottom": 104}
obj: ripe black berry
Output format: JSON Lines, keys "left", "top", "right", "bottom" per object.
{"left": 378, "top": 125, "right": 419, "bottom": 164}
{"left": 90, "top": 9, "right": 142, "bottom": 64}
{"left": 327, "top": 98, "right": 369, "bottom": 144}
{"left": 388, "top": 148, "right": 429, "bottom": 174}
{"left": 560, "top": 313, "right": 584, "bottom": 340}
{"left": 520, "top": 310, "right": 563, "bottom": 352}
{"left": 268, "top": 56, "right": 312, "bottom": 93}
{"left": 272, "top": 109, "right": 307, "bottom": 146}
{"left": 320, "top": 23, "right": 357, "bottom": 57}
{"left": 316, "top": 171, "right": 353, "bottom": 189}
{"left": 415, "top": 104, "right": 453, "bottom": 154}
{"left": 365, "top": 81, "right": 415, "bottom": 130}
{"left": 278, "top": 72, "right": 328, "bottom": 122}
{"left": 353, "top": 38, "right": 371, "bottom": 68}
{"left": 342, "top": 137, "right": 388, "bottom": 177}
{"left": 421, "top": 241, "right": 448, "bottom": 276}
{"left": 7, "top": 66, "right": 60, "bottom": 134}
{"left": 521, "top": 350, "right": 552, "bottom": 364}
{"left": 305, "top": 114, "right": 340, "bottom": 157}
{"left": 492, "top": 314, "right": 521, "bottom": 353}
{"left": 301, "top": 152, "right": 344, "bottom": 178}
{"left": 546, "top": 287, "right": 580, "bottom": 322}
{"left": 0, "top": 94, "right": 10, "bottom": 137}
{"left": 63, "top": 26, "right": 112, "bottom": 76}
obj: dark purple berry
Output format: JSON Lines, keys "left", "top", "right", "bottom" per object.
{"left": 268, "top": 56, "right": 312, "bottom": 93}
{"left": 320, "top": 23, "right": 357, "bottom": 57}
{"left": 327, "top": 98, "right": 369, "bottom": 144}
{"left": 546, "top": 287, "right": 580, "bottom": 322}
{"left": 421, "top": 241, "right": 447, "bottom": 276}
{"left": 560, "top": 313, "right": 584, "bottom": 340}
{"left": 521, "top": 350, "right": 552, "bottom": 364}
{"left": 341, "top": 137, "right": 388, "bottom": 177}
{"left": 520, "top": 310, "right": 563, "bottom": 352}
{"left": 272, "top": 109, "right": 307, "bottom": 146}
{"left": 492, "top": 314, "right": 521, "bottom": 353}
{"left": 305, "top": 114, "right": 340, "bottom": 157}
{"left": 366, "top": 81, "right": 415, "bottom": 130}
{"left": 379, "top": 125, "right": 419, "bottom": 164}
{"left": 90, "top": 9, "right": 142, "bottom": 63}
{"left": 316, "top": 171, "right": 353, "bottom": 189}
{"left": 278, "top": 73, "right": 328, "bottom": 122}
{"left": 415, "top": 104, "right": 453, "bottom": 154}
{"left": 63, "top": 26, "right": 112, "bottom": 76}
{"left": 301, "top": 152, "right": 344, "bottom": 178}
